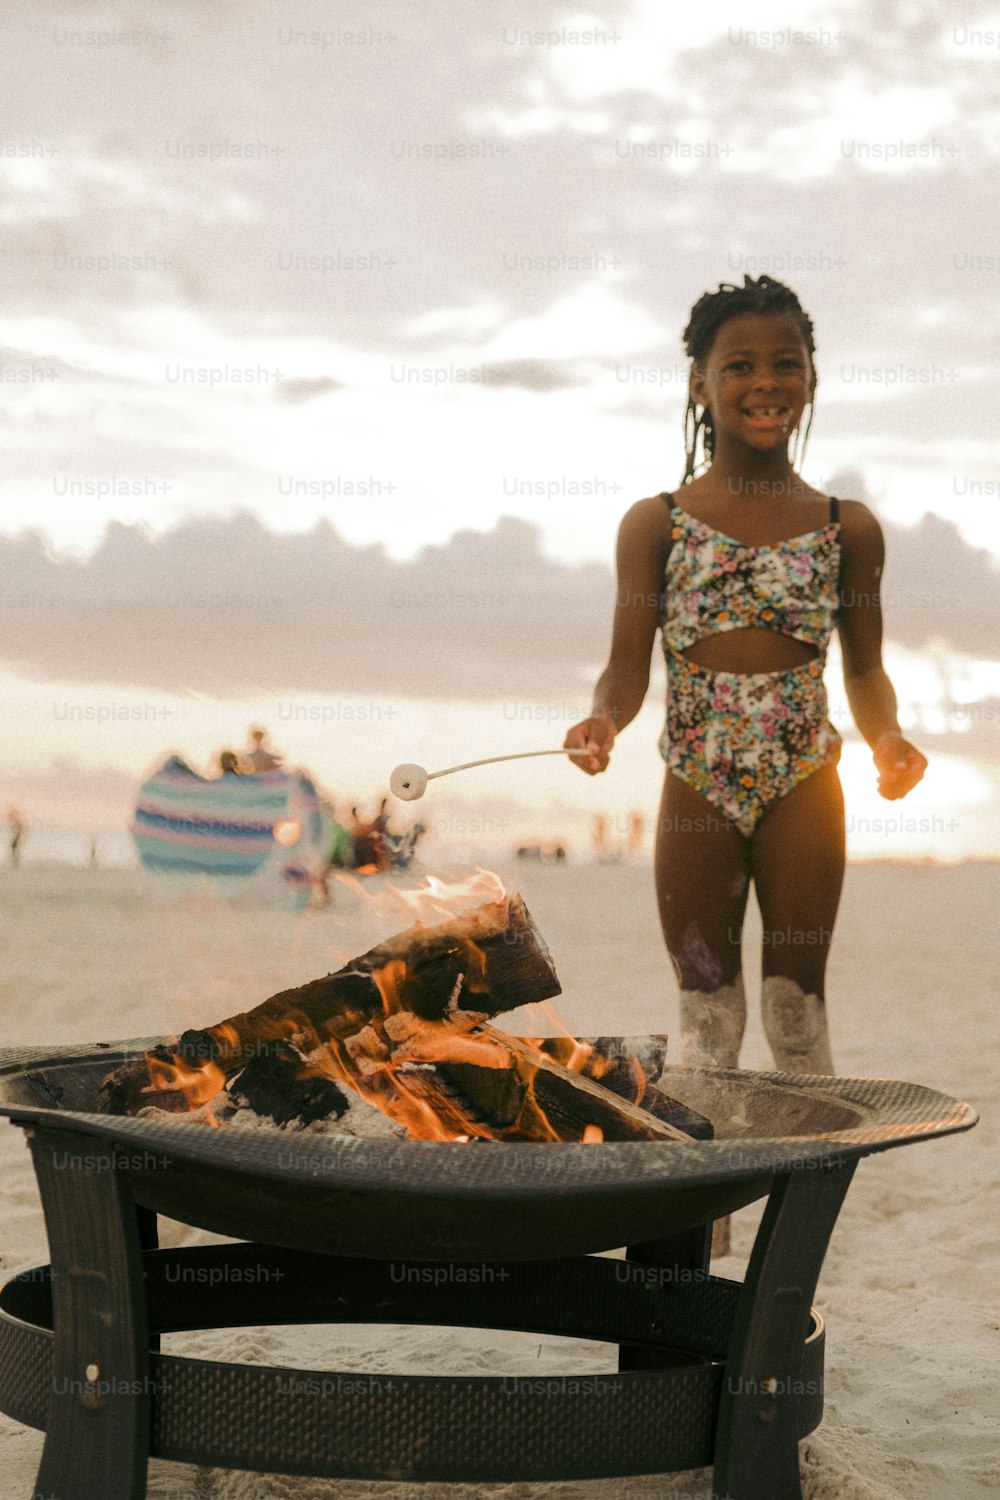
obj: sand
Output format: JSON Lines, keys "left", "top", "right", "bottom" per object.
{"left": 0, "top": 858, "right": 997, "bottom": 1499}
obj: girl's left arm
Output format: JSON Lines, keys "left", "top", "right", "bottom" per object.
{"left": 837, "top": 501, "right": 928, "bottom": 800}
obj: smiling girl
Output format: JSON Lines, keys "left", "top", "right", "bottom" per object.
{"left": 565, "top": 275, "right": 926, "bottom": 1080}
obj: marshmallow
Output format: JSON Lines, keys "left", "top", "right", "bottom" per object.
{"left": 389, "top": 763, "right": 428, "bottom": 801}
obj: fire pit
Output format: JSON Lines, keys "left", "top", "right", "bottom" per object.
{"left": 0, "top": 1035, "right": 976, "bottom": 1500}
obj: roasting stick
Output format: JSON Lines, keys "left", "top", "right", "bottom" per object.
{"left": 390, "top": 748, "right": 591, "bottom": 801}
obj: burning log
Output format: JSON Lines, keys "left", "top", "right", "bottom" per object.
{"left": 397, "top": 1023, "right": 696, "bottom": 1143}
{"left": 539, "top": 1037, "right": 715, "bottom": 1142}
{"left": 358, "top": 1066, "right": 504, "bottom": 1143}
{"left": 94, "top": 886, "right": 711, "bottom": 1145}
{"left": 96, "top": 892, "right": 560, "bottom": 1117}
{"left": 228, "top": 1042, "right": 350, "bottom": 1127}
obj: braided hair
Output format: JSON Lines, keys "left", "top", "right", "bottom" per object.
{"left": 681, "top": 275, "right": 817, "bottom": 483}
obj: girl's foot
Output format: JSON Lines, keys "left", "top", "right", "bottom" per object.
{"left": 677, "top": 976, "right": 746, "bottom": 1070}
{"left": 761, "top": 975, "right": 834, "bottom": 1074}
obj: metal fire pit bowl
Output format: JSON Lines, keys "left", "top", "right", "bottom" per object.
{"left": 0, "top": 1037, "right": 977, "bottom": 1500}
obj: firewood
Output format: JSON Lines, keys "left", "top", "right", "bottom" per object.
{"left": 385, "top": 1020, "right": 695, "bottom": 1143}
{"left": 343, "top": 1025, "right": 391, "bottom": 1064}
{"left": 540, "top": 1037, "right": 714, "bottom": 1141}
{"left": 364, "top": 1066, "right": 503, "bottom": 1142}
{"left": 94, "top": 889, "right": 704, "bottom": 1144}
{"left": 96, "top": 893, "right": 559, "bottom": 1116}
{"left": 461, "top": 1027, "right": 696, "bottom": 1143}
{"left": 227, "top": 1041, "right": 350, "bottom": 1126}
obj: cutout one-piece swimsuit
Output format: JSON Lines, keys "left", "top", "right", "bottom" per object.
{"left": 658, "top": 492, "right": 842, "bottom": 836}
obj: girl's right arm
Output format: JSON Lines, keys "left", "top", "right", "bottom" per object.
{"left": 564, "top": 497, "right": 669, "bottom": 774}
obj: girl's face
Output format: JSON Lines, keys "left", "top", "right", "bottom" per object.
{"left": 689, "top": 311, "right": 815, "bottom": 453}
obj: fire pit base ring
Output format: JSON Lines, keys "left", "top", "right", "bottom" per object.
{"left": 0, "top": 1242, "right": 825, "bottom": 1484}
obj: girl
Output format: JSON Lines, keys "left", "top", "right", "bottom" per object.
{"left": 564, "top": 275, "right": 927, "bottom": 1078}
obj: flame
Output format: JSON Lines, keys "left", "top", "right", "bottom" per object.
{"left": 332, "top": 866, "right": 506, "bottom": 927}
{"left": 272, "top": 818, "right": 301, "bottom": 846}
{"left": 527, "top": 1001, "right": 595, "bottom": 1075}
{"left": 143, "top": 1044, "right": 227, "bottom": 1112}
{"left": 627, "top": 1054, "right": 648, "bottom": 1107}
{"left": 311, "top": 1032, "right": 496, "bottom": 1141}
{"left": 213, "top": 1022, "right": 241, "bottom": 1058}
{"left": 137, "top": 869, "right": 624, "bottom": 1147}
{"left": 383, "top": 1069, "right": 492, "bottom": 1141}
{"left": 370, "top": 958, "right": 409, "bottom": 1017}
{"left": 510, "top": 1053, "right": 562, "bottom": 1142}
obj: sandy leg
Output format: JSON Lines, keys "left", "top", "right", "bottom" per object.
{"left": 677, "top": 976, "right": 747, "bottom": 1256}
{"left": 677, "top": 975, "right": 747, "bottom": 1070}
{"left": 761, "top": 973, "right": 835, "bottom": 1074}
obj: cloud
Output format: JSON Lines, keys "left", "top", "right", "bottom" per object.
{"left": 0, "top": 503, "right": 997, "bottom": 704}
{"left": 480, "top": 358, "right": 588, "bottom": 390}
{"left": 277, "top": 376, "right": 345, "bottom": 401}
{"left": 3, "top": 0, "right": 1000, "bottom": 572}
{"left": 0, "top": 512, "right": 611, "bottom": 700}
{"left": 873, "top": 511, "right": 1000, "bottom": 658}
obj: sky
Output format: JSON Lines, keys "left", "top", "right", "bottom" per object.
{"left": 1, "top": 0, "right": 999, "bottom": 861}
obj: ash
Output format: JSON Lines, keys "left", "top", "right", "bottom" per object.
{"left": 136, "top": 1085, "right": 408, "bottom": 1139}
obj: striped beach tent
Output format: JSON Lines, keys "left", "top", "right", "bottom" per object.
{"left": 131, "top": 755, "right": 329, "bottom": 884}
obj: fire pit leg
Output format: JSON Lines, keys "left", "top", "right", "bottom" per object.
{"left": 136, "top": 1207, "right": 161, "bottom": 1356}
{"left": 618, "top": 1223, "right": 711, "bottom": 1371}
{"left": 25, "top": 1124, "right": 151, "bottom": 1500}
{"left": 713, "top": 1160, "right": 857, "bottom": 1500}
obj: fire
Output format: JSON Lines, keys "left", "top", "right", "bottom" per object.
{"left": 370, "top": 958, "right": 409, "bottom": 1017}
{"left": 214, "top": 1022, "right": 242, "bottom": 1054}
{"left": 142, "top": 1044, "right": 227, "bottom": 1113}
{"left": 331, "top": 866, "right": 506, "bottom": 928}
{"left": 136, "top": 869, "right": 635, "bottom": 1146}
{"left": 313, "top": 1031, "right": 497, "bottom": 1142}
{"left": 296, "top": 963, "right": 588, "bottom": 1144}
{"left": 272, "top": 818, "right": 301, "bottom": 846}
{"left": 376, "top": 1069, "right": 492, "bottom": 1142}
{"left": 626, "top": 1054, "right": 648, "bottom": 1107}
{"left": 524, "top": 1001, "right": 595, "bottom": 1076}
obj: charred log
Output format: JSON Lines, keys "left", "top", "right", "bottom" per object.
{"left": 388, "top": 1021, "right": 697, "bottom": 1143}
{"left": 96, "top": 894, "right": 559, "bottom": 1117}
{"left": 227, "top": 1042, "right": 350, "bottom": 1127}
{"left": 541, "top": 1037, "right": 714, "bottom": 1141}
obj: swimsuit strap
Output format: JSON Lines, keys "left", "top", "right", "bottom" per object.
{"left": 657, "top": 494, "right": 675, "bottom": 609}
{"left": 662, "top": 491, "right": 839, "bottom": 523}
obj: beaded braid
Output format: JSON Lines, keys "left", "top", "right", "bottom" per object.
{"left": 681, "top": 274, "right": 817, "bottom": 483}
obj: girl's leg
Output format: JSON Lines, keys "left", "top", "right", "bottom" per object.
{"left": 749, "top": 763, "right": 846, "bottom": 1072}
{"left": 655, "top": 772, "right": 752, "bottom": 1255}
{"left": 654, "top": 772, "right": 752, "bottom": 1068}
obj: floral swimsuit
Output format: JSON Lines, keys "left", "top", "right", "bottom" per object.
{"left": 658, "top": 492, "right": 842, "bottom": 837}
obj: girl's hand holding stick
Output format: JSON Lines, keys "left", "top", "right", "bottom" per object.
{"left": 563, "top": 713, "right": 616, "bottom": 775}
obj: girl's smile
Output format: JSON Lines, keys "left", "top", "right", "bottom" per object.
{"left": 740, "top": 405, "right": 791, "bottom": 432}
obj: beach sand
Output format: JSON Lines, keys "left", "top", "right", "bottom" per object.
{"left": 0, "top": 858, "right": 996, "bottom": 1499}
